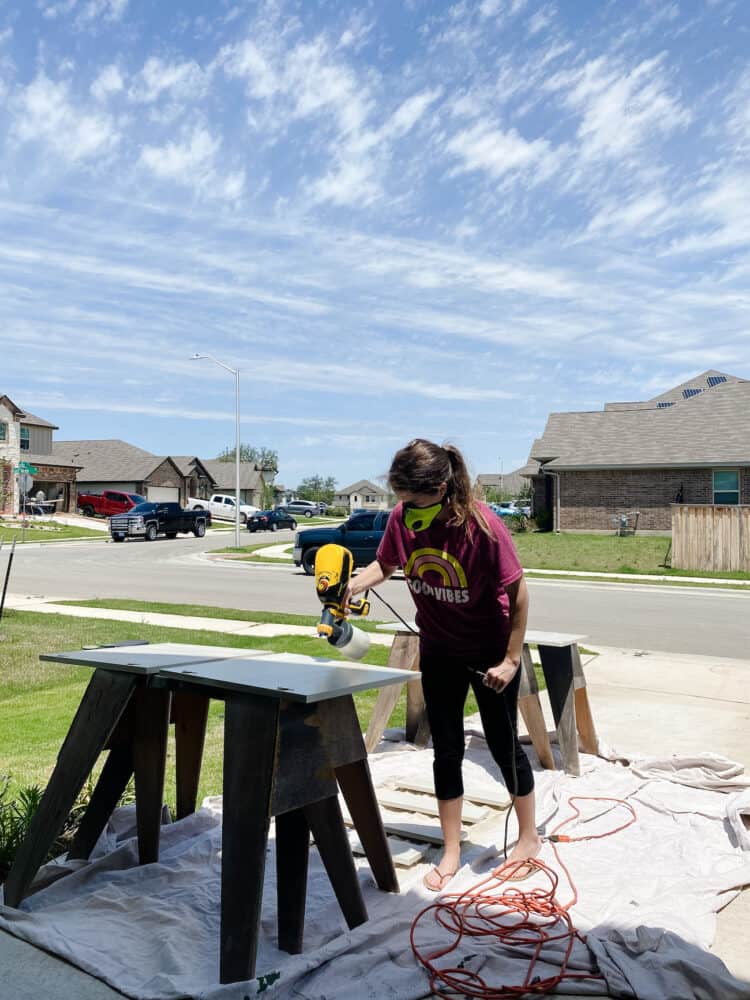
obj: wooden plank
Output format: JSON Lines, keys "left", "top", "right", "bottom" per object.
{"left": 395, "top": 777, "right": 511, "bottom": 810}
{"left": 376, "top": 789, "right": 488, "bottom": 824}
{"left": 349, "top": 833, "right": 427, "bottom": 867}
{"left": 525, "top": 629, "right": 587, "bottom": 647}
{"left": 340, "top": 804, "right": 466, "bottom": 845}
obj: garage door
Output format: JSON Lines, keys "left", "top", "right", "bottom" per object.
{"left": 146, "top": 487, "right": 180, "bottom": 503}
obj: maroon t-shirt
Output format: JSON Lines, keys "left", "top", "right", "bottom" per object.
{"left": 377, "top": 501, "right": 523, "bottom": 658}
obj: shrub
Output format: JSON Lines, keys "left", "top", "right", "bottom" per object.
{"left": 0, "top": 777, "right": 43, "bottom": 882}
{"left": 0, "top": 775, "right": 136, "bottom": 883}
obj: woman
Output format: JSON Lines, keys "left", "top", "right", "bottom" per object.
{"left": 347, "top": 439, "right": 540, "bottom": 892}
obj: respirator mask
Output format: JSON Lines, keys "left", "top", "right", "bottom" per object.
{"left": 402, "top": 496, "right": 447, "bottom": 532}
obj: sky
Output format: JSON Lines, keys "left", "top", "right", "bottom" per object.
{"left": 0, "top": 0, "right": 749, "bottom": 492}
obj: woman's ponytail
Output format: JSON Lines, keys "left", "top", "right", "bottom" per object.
{"left": 443, "top": 444, "right": 491, "bottom": 536}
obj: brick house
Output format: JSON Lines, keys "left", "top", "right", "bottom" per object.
{"left": 0, "top": 397, "right": 81, "bottom": 514}
{"left": 522, "top": 371, "right": 750, "bottom": 532}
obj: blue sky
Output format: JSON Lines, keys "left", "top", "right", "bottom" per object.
{"left": 1, "top": 0, "right": 749, "bottom": 492}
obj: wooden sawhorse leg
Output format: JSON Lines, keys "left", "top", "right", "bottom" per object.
{"left": 537, "top": 644, "right": 580, "bottom": 776}
{"left": 172, "top": 690, "right": 210, "bottom": 819}
{"left": 364, "top": 631, "right": 421, "bottom": 751}
{"left": 336, "top": 759, "right": 399, "bottom": 893}
{"left": 220, "top": 693, "right": 281, "bottom": 985}
{"left": 571, "top": 645, "right": 599, "bottom": 755}
{"left": 3, "top": 670, "right": 138, "bottom": 907}
{"left": 132, "top": 686, "right": 172, "bottom": 864}
{"left": 517, "top": 645, "right": 556, "bottom": 771}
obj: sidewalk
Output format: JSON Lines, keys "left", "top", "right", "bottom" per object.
{"left": 1, "top": 599, "right": 748, "bottom": 998}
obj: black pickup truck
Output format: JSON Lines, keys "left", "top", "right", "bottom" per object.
{"left": 293, "top": 510, "right": 391, "bottom": 574}
{"left": 110, "top": 502, "right": 211, "bottom": 542}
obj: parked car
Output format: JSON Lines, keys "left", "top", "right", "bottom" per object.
{"left": 247, "top": 509, "right": 298, "bottom": 533}
{"left": 78, "top": 490, "right": 145, "bottom": 518}
{"left": 278, "top": 500, "right": 320, "bottom": 518}
{"left": 110, "top": 502, "right": 211, "bottom": 542}
{"left": 186, "top": 493, "right": 259, "bottom": 524}
{"left": 293, "top": 510, "right": 392, "bottom": 575}
{"left": 490, "top": 501, "right": 531, "bottom": 518}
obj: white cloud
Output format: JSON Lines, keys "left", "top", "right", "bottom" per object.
{"left": 11, "top": 73, "right": 118, "bottom": 162}
{"left": 129, "top": 56, "right": 210, "bottom": 104}
{"left": 41, "top": 0, "right": 128, "bottom": 22}
{"left": 383, "top": 88, "right": 442, "bottom": 139}
{"left": 308, "top": 159, "right": 380, "bottom": 208}
{"left": 586, "top": 190, "right": 672, "bottom": 237}
{"left": 90, "top": 64, "right": 123, "bottom": 101}
{"left": 139, "top": 126, "right": 244, "bottom": 200}
{"left": 528, "top": 4, "right": 556, "bottom": 35}
{"left": 479, "top": 0, "right": 502, "bottom": 17}
{"left": 445, "top": 120, "right": 553, "bottom": 179}
{"left": 548, "top": 55, "right": 691, "bottom": 162}
{"left": 79, "top": 0, "right": 128, "bottom": 21}
{"left": 668, "top": 172, "right": 750, "bottom": 254}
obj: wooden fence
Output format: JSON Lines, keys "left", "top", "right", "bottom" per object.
{"left": 671, "top": 503, "right": 750, "bottom": 573}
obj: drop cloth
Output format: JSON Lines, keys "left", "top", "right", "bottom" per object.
{"left": 1, "top": 735, "right": 749, "bottom": 1000}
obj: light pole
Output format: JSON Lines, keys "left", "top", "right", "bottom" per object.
{"left": 191, "top": 353, "right": 241, "bottom": 549}
{"left": 498, "top": 457, "right": 503, "bottom": 498}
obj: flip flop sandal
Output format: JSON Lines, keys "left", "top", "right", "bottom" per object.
{"left": 494, "top": 858, "right": 537, "bottom": 882}
{"left": 423, "top": 866, "right": 458, "bottom": 893}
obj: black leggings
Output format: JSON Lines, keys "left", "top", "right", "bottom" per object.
{"left": 420, "top": 647, "right": 535, "bottom": 801}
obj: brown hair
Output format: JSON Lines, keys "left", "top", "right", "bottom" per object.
{"left": 388, "top": 438, "right": 492, "bottom": 536}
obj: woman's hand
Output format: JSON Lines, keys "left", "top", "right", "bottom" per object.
{"left": 482, "top": 657, "right": 520, "bottom": 693}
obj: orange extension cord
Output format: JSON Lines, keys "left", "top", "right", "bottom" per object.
{"left": 410, "top": 796, "right": 637, "bottom": 999}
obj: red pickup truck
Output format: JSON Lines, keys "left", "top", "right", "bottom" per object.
{"left": 77, "top": 490, "right": 145, "bottom": 518}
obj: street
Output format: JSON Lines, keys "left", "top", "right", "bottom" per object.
{"left": 4, "top": 531, "right": 750, "bottom": 660}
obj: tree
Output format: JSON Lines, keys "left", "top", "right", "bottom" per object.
{"left": 296, "top": 475, "right": 336, "bottom": 504}
{"left": 216, "top": 444, "right": 278, "bottom": 472}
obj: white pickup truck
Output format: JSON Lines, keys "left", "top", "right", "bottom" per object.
{"left": 186, "top": 493, "right": 259, "bottom": 524}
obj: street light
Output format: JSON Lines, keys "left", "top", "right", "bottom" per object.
{"left": 190, "top": 353, "right": 241, "bottom": 549}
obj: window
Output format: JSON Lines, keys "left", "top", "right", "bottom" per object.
{"left": 713, "top": 470, "right": 740, "bottom": 505}
{"left": 20, "top": 427, "right": 30, "bottom": 451}
{"left": 0, "top": 422, "right": 6, "bottom": 442}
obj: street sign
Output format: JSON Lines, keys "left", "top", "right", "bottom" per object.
{"left": 17, "top": 473, "right": 33, "bottom": 494}
{"left": 14, "top": 461, "right": 38, "bottom": 475}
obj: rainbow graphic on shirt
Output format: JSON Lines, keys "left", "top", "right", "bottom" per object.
{"left": 403, "top": 548, "right": 470, "bottom": 604}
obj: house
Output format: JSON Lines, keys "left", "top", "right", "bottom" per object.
{"left": 0, "top": 397, "right": 81, "bottom": 514}
{"left": 475, "top": 469, "right": 527, "bottom": 500}
{"left": 53, "top": 440, "right": 188, "bottom": 505}
{"left": 198, "top": 459, "right": 266, "bottom": 509}
{"left": 334, "top": 479, "right": 390, "bottom": 511}
{"left": 522, "top": 370, "right": 750, "bottom": 532}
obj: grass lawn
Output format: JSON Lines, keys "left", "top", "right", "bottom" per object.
{"left": 0, "top": 609, "right": 482, "bottom": 811}
{"left": 0, "top": 521, "right": 105, "bottom": 543}
{"left": 513, "top": 531, "right": 750, "bottom": 580}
